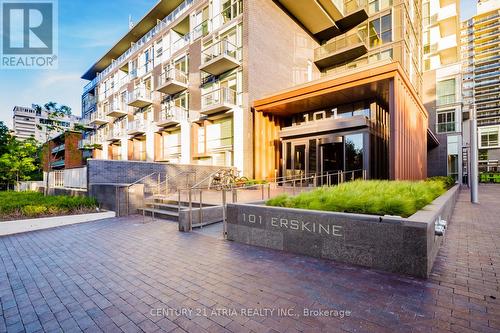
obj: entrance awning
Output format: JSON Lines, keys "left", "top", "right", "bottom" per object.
{"left": 253, "top": 61, "right": 401, "bottom": 116}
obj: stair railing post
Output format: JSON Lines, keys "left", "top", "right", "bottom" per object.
{"left": 188, "top": 188, "right": 193, "bottom": 231}
{"left": 199, "top": 189, "right": 203, "bottom": 228}
{"left": 222, "top": 189, "right": 227, "bottom": 239}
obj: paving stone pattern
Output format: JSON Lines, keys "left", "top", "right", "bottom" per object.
{"left": 0, "top": 185, "right": 499, "bottom": 332}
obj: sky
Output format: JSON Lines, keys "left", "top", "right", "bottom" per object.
{"left": 0, "top": 0, "right": 480, "bottom": 127}
{"left": 0, "top": 0, "right": 156, "bottom": 127}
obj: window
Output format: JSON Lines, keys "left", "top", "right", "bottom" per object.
{"left": 422, "top": 2, "right": 430, "bottom": 27}
{"left": 369, "top": 13, "right": 392, "bottom": 48}
{"left": 437, "top": 110, "right": 456, "bottom": 133}
{"left": 437, "top": 79, "right": 456, "bottom": 106}
{"left": 368, "top": 0, "right": 393, "bottom": 14}
{"left": 480, "top": 127, "right": 499, "bottom": 148}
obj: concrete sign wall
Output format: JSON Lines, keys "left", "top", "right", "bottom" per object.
{"left": 227, "top": 185, "right": 459, "bottom": 278}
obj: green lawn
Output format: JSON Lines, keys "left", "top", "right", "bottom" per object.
{"left": 0, "top": 191, "right": 98, "bottom": 221}
{"left": 266, "top": 177, "right": 454, "bottom": 218}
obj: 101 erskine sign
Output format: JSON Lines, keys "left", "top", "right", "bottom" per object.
{"left": 241, "top": 213, "right": 344, "bottom": 237}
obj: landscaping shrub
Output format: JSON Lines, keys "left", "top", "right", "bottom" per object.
{"left": 426, "top": 176, "right": 456, "bottom": 189}
{"left": 266, "top": 179, "right": 450, "bottom": 218}
{"left": 21, "top": 205, "right": 47, "bottom": 217}
{"left": 0, "top": 191, "right": 98, "bottom": 220}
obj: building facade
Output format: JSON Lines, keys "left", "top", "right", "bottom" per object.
{"left": 422, "top": 0, "right": 462, "bottom": 180}
{"left": 462, "top": 0, "right": 500, "bottom": 173}
{"left": 12, "top": 105, "right": 85, "bottom": 142}
{"left": 42, "top": 131, "right": 90, "bottom": 171}
{"left": 81, "top": 0, "right": 434, "bottom": 180}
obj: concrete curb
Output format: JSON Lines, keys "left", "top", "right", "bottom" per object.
{"left": 0, "top": 211, "right": 116, "bottom": 236}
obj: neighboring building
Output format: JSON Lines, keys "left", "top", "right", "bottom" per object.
{"left": 81, "top": 0, "right": 432, "bottom": 180}
{"left": 462, "top": 0, "right": 500, "bottom": 173}
{"left": 42, "top": 131, "right": 90, "bottom": 171}
{"left": 12, "top": 105, "right": 85, "bottom": 142}
{"left": 422, "top": 0, "right": 462, "bottom": 180}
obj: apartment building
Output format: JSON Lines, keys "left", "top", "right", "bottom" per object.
{"left": 462, "top": 0, "right": 500, "bottom": 173}
{"left": 422, "top": 0, "right": 462, "bottom": 180}
{"left": 81, "top": 0, "right": 432, "bottom": 180}
{"left": 12, "top": 105, "right": 85, "bottom": 142}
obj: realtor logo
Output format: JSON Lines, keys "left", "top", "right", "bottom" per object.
{"left": 1, "top": 0, "right": 58, "bottom": 69}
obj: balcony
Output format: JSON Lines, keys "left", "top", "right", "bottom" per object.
{"left": 314, "top": 32, "right": 368, "bottom": 69}
{"left": 156, "top": 69, "right": 188, "bottom": 95}
{"left": 438, "top": 3, "right": 457, "bottom": 23}
{"left": 127, "top": 88, "right": 153, "bottom": 108}
{"left": 107, "top": 128, "right": 125, "bottom": 141}
{"left": 78, "top": 139, "right": 91, "bottom": 150}
{"left": 200, "top": 40, "right": 240, "bottom": 76}
{"left": 51, "top": 144, "right": 65, "bottom": 154}
{"left": 106, "top": 100, "right": 129, "bottom": 118}
{"left": 90, "top": 111, "right": 108, "bottom": 125}
{"left": 157, "top": 105, "right": 187, "bottom": 127}
{"left": 127, "top": 119, "right": 147, "bottom": 135}
{"left": 276, "top": 0, "right": 368, "bottom": 42}
{"left": 51, "top": 159, "right": 65, "bottom": 168}
{"left": 201, "top": 87, "right": 237, "bottom": 115}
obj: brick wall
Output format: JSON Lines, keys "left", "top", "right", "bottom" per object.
{"left": 64, "top": 132, "right": 84, "bottom": 169}
{"left": 242, "top": 0, "right": 322, "bottom": 176}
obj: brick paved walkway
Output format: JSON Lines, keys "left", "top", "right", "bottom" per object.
{"left": 0, "top": 185, "right": 499, "bottom": 333}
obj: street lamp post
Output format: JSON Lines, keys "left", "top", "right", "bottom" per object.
{"left": 470, "top": 104, "right": 479, "bottom": 203}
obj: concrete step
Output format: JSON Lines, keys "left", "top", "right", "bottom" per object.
{"left": 138, "top": 207, "right": 179, "bottom": 221}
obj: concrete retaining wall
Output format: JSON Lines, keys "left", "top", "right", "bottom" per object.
{"left": 89, "top": 184, "right": 144, "bottom": 217}
{"left": 87, "top": 159, "right": 222, "bottom": 191}
{"left": 227, "top": 185, "right": 460, "bottom": 278}
{"left": 178, "top": 206, "right": 224, "bottom": 231}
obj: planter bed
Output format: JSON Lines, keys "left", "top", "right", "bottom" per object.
{"left": 227, "top": 181, "right": 459, "bottom": 278}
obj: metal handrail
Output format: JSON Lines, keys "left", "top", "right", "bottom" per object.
{"left": 190, "top": 167, "right": 233, "bottom": 190}
{"left": 153, "top": 170, "right": 197, "bottom": 196}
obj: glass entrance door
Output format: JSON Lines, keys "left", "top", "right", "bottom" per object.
{"left": 320, "top": 141, "right": 344, "bottom": 185}
{"left": 283, "top": 140, "right": 308, "bottom": 183}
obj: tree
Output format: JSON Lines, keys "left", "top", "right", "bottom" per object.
{"left": 0, "top": 121, "right": 11, "bottom": 157}
{"left": 0, "top": 138, "right": 40, "bottom": 190}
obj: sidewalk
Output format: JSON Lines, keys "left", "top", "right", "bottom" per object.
{"left": 0, "top": 185, "right": 498, "bottom": 332}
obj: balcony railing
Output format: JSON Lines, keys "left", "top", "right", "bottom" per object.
{"left": 127, "top": 118, "right": 147, "bottom": 135}
{"left": 160, "top": 68, "right": 188, "bottom": 86}
{"left": 201, "top": 87, "right": 237, "bottom": 114}
{"left": 158, "top": 105, "right": 188, "bottom": 126}
{"left": 192, "top": 20, "right": 209, "bottom": 40}
{"left": 90, "top": 111, "right": 108, "bottom": 125}
{"left": 97, "top": 0, "right": 195, "bottom": 80}
{"left": 202, "top": 39, "right": 238, "bottom": 64}
{"left": 127, "top": 88, "right": 152, "bottom": 107}
{"left": 200, "top": 40, "right": 240, "bottom": 75}
{"left": 51, "top": 160, "right": 65, "bottom": 168}
{"left": 107, "top": 127, "right": 125, "bottom": 141}
{"left": 157, "top": 68, "right": 188, "bottom": 94}
{"left": 211, "top": 0, "right": 242, "bottom": 30}
{"left": 51, "top": 144, "right": 65, "bottom": 154}
{"left": 314, "top": 32, "right": 368, "bottom": 69}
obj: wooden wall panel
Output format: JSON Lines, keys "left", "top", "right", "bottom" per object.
{"left": 391, "top": 76, "right": 428, "bottom": 180}
{"left": 253, "top": 111, "right": 281, "bottom": 180}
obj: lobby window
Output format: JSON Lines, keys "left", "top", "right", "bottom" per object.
{"left": 345, "top": 133, "right": 364, "bottom": 172}
{"left": 480, "top": 127, "right": 499, "bottom": 148}
{"left": 436, "top": 78, "right": 456, "bottom": 106}
{"left": 369, "top": 13, "right": 392, "bottom": 48}
{"left": 436, "top": 110, "right": 456, "bottom": 133}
